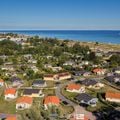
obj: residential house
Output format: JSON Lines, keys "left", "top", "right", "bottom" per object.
{"left": 73, "top": 71, "right": 91, "bottom": 77}
{"left": 58, "top": 72, "right": 72, "bottom": 80}
{"left": 32, "top": 80, "right": 47, "bottom": 87}
{"left": 16, "top": 96, "right": 33, "bottom": 110}
{"left": 10, "top": 77, "right": 24, "bottom": 87}
{"left": 105, "top": 75, "right": 120, "bottom": 84}
{"left": 92, "top": 68, "right": 106, "bottom": 75}
{"left": 44, "top": 74, "right": 56, "bottom": 81}
{"left": 4, "top": 88, "right": 17, "bottom": 100}
{"left": 44, "top": 72, "right": 71, "bottom": 81}
{"left": 81, "top": 79, "right": 104, "bottom": 89}
{"left": 106, "top": 91, "right": 120, "bottom": 103}
{"left": 0, "top": 79, "right": 4, "bottom": 87}
{"left": 23, "top": 89, "right": 44, "bottom": 97}
{"left": 66, "top": 83, "right": 85, "bottom": 93}
{"left": 44, "top": 96, "right": 60, "bottom": 110}
{"left": 75, "top": 93, "right": 98, "bottom": 107}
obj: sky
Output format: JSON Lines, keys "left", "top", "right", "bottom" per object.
{"left": 0, "top": 0, "right": 120, "bottom": 30}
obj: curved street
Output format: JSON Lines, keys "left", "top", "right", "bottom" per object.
{"left": 55, "top": 79, "right": 96, "bottom": 120}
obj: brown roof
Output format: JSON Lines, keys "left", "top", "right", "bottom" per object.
{"left": 17, "top": 96, "right": 33, "bottom": 104}
{"left": 44, "top": 96, "right": 60, "bottom": 105}
{"left": 106, "top": 91, "right": 120, "bottom": 99}
{"left": 67, "top": 83, "right": 81, "bottom": 90}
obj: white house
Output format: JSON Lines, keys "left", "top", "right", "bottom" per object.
{"left": 16, "top": 96, "right": 33, "bottom": 110}
{"left": 66, "top": 83, "right": 85, "bottom": 93}
{"left": 4, "top": 88, "right": 17, "bottom": 100}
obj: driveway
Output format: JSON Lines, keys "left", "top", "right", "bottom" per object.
{"left": 55, "top": 79, "right": 96, "bottom": 120}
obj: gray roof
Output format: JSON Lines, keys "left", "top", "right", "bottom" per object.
{"left": 81, "top": 79, "right": 97, "bottom": 86}
{"left": 75, "top": 93, "right": 94, "bottom": 102}
{"left": 10, "top": 77, "right": 22, "bottom": 82}
{"left": 32, "top": 80, "right": 45, "bottom": 85}
{"left": 23, "top": 89, "right": 40, "bottom": 95}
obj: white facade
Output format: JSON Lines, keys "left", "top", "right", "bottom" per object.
{"left": 67, "top": 87, "right": 85, "bottom": 93}
{"left": 106, "top": 98, "right": 120, "bottom": 103}
{"left": 16, "top": 103, "right": 32, "bottom": 110}
{"left": 5, "top": 92, "right": 17, "bottom": 100}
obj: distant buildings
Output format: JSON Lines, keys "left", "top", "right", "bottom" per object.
{"left": 92, "top": 68, "right": 106, "bottom": 75}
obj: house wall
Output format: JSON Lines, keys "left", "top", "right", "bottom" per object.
{"left": 59, "top": 75, "right": 71, "bottom": 80}
{"left": 67, "top": 87, "right": 85, "bottom": 93}
{"left": 106, "top": 98, "right": 120, "bottom": 103}
{"left": 43, "top": 77, "right": 55, "bottom": 81}
{"left": 5, "top": 92, "right": 17, "bottom": 100}
{"left": 16, "top": 103, "right": 31, "bottom": 109}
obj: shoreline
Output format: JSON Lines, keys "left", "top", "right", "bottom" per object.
{"left": 0, "top": 30, "right": 120, "bottom": 45}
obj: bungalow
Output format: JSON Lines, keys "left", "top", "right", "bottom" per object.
{"left": 16, "top": 96, "right": 33, "bottom": 110}
{"left": 32, "top": 80, "right": 47, "bottom": 87}
{"left": 81, "top": 79, "right": 104, "bottom": 89}
{"left": 0, "top": 79, "right": 4, "bottom": 87}
{"left": 92, "top": 68, "right": 106, "bottom": 75}
{"left": 10, "top": 77, "right": 24, "bottom": 87}
{"left": 66, "top": 83, "right": 85, "bottom": 93}
{"left": 44, "top": 96, "right": 60, "bottom": 110}
{"left": 73, "top": 71, "right": 90, "bottom": 77}
{"left": 106, "top": 91, "right": 120, "bottom": 103}
{"left": 23, "top": 89, "right": 44, "bottom": 97}
{"left": 58, "top": 72, "right": 72, "bottom": 80}
{"left": 105, "top": 75, "right": 120, "bottom": 83}
{"left": 43, "top": 74, "right": 56, "bottom": 81}
{"left": 44, "top": 72, "right": 71, "bottom": 81}
{"left": 75, "top": 93, "right": 98, "bottom": 107}
{"left": 4, "top": 88, "right": 17, "bottom": 100}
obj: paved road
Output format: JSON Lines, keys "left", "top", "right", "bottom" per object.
{"left": 55, "top": 79, "right": 96, "bottom": 120}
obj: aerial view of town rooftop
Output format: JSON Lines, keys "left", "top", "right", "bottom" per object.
{"left": 0, "top": 0, "right": 120, "bottom": 120}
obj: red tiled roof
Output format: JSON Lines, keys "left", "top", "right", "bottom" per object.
{"left": 106, "top": 91, "right": 120, "bottom": 99}
{"left": 58, "top": 72, "right": 71, "bottom": 77}
{"left": 93, "top": 68, "right": 104, "bottom": 73}
{"left": 6, "top": 116, "right": 16, "bottom": 120}
{"left": 44, "top": 74, "right": 54, "bottom": 78}
{"left": 44, "top": 96, "right": 60, "bottom": 105}
{"left": 17, "top": 96, "right": 33, "bottom": 104}
{"left": 5, "top": 88, "right": 16, "bottom": 95}
{"left": 67, "top": 83, "right": 81, "bottom": 90}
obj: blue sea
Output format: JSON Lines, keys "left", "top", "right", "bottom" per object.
{"left": 0, "top": 30, "right": 120, "bottom": 44}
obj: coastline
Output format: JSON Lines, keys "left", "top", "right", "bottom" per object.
{"left": 0, "top": 30, "right": 120, "bottom": 44}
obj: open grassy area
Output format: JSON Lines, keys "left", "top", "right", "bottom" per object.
{"left": 43, "top": 89, "right": 55, "bottom": 96}
{"left": 0, "top": 97, "right": 16, "bottom": 114}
